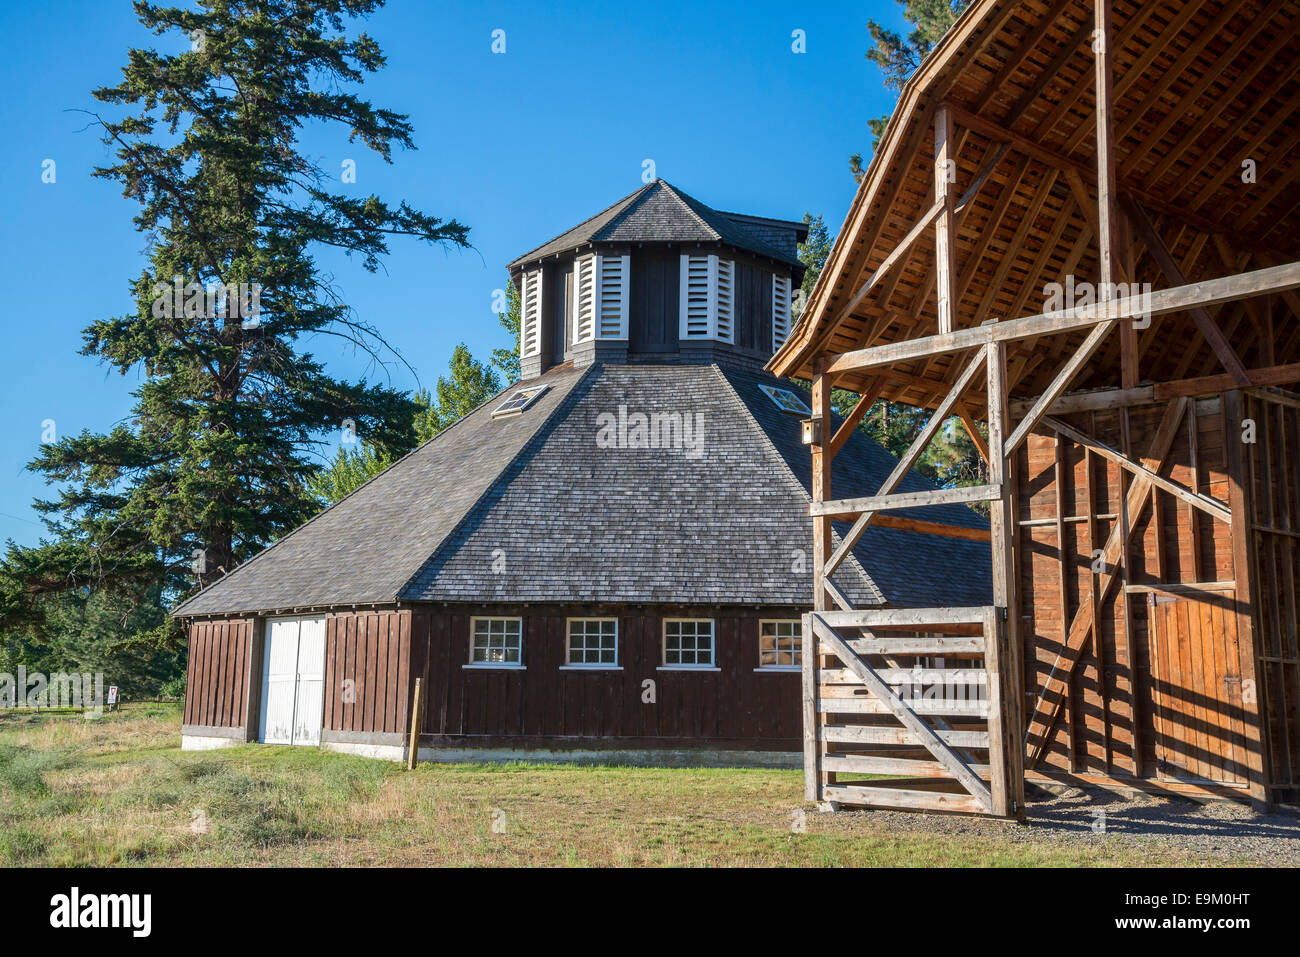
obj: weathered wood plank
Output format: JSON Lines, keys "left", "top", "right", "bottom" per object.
{"left": 820, "top": 724, "right": 989, "bottom": 748}
{"left": 825, "top": 262, "right": 1300, "bottom": 375}
{"left": 822, "top": 784, "right": 988, "bottom": 814}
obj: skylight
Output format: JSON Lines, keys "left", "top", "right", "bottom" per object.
{"left": 492, "top": 385, "right": 548, "bottom": 418}
{"left": 758, "top": 384, "right": 812, "bottom": 416}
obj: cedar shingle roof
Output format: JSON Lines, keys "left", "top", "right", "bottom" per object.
{"left": 174, "top": 361, "right": 991, "bottom": 617}
{"left": 172, "top": 363, "right": 591, "bottom": 617}
{"left": 508, "top": 180, "right": 806, "bottom": 270}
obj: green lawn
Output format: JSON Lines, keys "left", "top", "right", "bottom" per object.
{"left": 0, "top": 704, "right": 1236, "bottom": 867}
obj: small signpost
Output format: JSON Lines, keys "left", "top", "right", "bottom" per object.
{"left": 107, "top": 686, "right": 118, "bottom": 712}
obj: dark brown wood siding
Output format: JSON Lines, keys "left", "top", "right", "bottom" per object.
{"left": 183, "top": 618, "right": 254, "bottom": 729}
{"left": 629, "top": 247, "right": 679, "bottom": 353}
{"left": 323, "top": 609, "right": 413, "bottom": 736}
{"left": 411, "top": 605, "right": 801, "bottom": 750}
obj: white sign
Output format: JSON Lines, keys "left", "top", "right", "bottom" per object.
{"left": 106, "top": 686, "right": 118, "bottom": 706}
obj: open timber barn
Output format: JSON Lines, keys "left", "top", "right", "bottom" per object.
{"left": 770, "top": 0, "right": 1300, "bottom": 817}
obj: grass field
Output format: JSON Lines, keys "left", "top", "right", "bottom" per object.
{"left": 0, "top": 704, "right": 1255, "bottom": 867}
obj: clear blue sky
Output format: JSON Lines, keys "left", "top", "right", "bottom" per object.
{"left": 0, "top": 0, "right": 904, "bottom": 548}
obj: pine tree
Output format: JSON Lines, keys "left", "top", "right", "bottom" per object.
{"left": 414, "top": 344, "right": 502, "bottom": 439}
{"left": 3, "top": 0, "right": 470, "bottom": 641}
{"left": 491, "top": 273, "right": 523, "bottom": 384}
{"left": 851, "top": 0, "right": 972, "bottom": 181}
{"left": 796, "top": 213, "right": 832, "bottom": 310}
{"left": 310, "top": 345, "right": 502, "bottom": 507}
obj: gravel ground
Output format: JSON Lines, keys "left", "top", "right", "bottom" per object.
{"left": 825, "top": 786, "right": 1300, "bottom": 865}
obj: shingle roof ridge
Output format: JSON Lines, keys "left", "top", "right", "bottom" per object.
{"left": 507, "top": 182, "right": 655, "bottom": 267}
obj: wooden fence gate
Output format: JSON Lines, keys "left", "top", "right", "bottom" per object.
{"left": 803, "top": 606, "right": 1020, "bottom": 817}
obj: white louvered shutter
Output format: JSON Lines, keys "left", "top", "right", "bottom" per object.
{"left": 520, "top": 269, "right": 543, "bottom": 358}
{"left": 679, "top": 254, "right": 712, "bottom": 339}
{"left": 572, "top": 254, "right": 597, "bottom": 344}
{"left": 595, "top": 253, "right": 630, "bottom": 339}
{"left": 715, "top": 257, "right": 734, "bottom": 344}
{"left": 772, "top": 274, "right": 792, "bottom": 352}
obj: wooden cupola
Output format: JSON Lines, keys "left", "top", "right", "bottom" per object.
{"left": 508, "top": 180, "right": 808, "bottom": 379}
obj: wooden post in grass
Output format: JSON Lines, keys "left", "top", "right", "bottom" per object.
{"left": 407, "top": 677, "right": 423, "bottom": 770}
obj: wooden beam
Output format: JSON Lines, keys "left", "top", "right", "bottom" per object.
{"left": 1095, "top": 0, "right": 1118, "bottom": 297}
{"left": 801, "top": 613, "right": 819, "bottom": 801}
{"left": 825, "top": 261, "right": 1300, "bottom": 375}
{"left": 1005, "top": 317, "right": 1119, "bottom": 454}
{"left": 1043, "top": 415, "right": 1232, "bottom": 523}
{"left": 812, "top": 483, "right": 1001, "bottom": 519}
{"left": 811, "top": 365, "right": 833, "bottom": 615}
{"left": 822, "top": 348, "right": 986, "bottom": 576}
{"left": 985, "top": 341, "right": 1023, "bottom": 819}
{"left": 935, "top": 103, "right": 958, "bottom": 335}
{"left": 958, "top": 408, "right": 989, "bottom": 464}
{"left": 1024, "top": 398, "right": 1188, "bottom": 766}
{"left": 949, "top": 105, "right": 1251, "bottom": 243}
{"left": 871, "top": 513, "right": 991, "bottom": 542}
{"left": 830, "top": 142, "right": 1011, "bottom": 329}
{"left": 1011, "top": 362, "right": 1300, "bottom": 416}
{"left": 828, "top": 380, "right": 883, "bottom": 457}
{"left": 1124, "top": 197, "right": 1252, "bottom": 386}
{"left": 1154, "top": 362, "right": 1300, "bottom": 399}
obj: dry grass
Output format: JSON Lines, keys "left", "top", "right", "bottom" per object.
{"left": 0, "top": 705, "right": 1250, "bottom": 867}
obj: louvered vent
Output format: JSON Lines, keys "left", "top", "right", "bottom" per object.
{"left": 715, "top": 257, "right": 734, "bottom": 344}
{"left": 572, "top": 254, "right": 597, "bottom": 344}
{"left": 520, "top": 269, "right": 543, "bottom": 358}
{"left": 679, "top": 254, "right": 713, "bottom": 339}
{"left": 596, "top": 254, "right": 630, "bottom": 338}
{"left": 772, "top": 274, "right": 792, "bottom": 352}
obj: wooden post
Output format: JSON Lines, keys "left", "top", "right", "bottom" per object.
{"left": 801, "top": 613, "right": 818, "bottom": 801}
{"left": 1094, "top": 0, "right": 1120, "bottom": 309}
{"left": 935, "top": 103, "right": 957, "bottom": 335}
{"left": 407, "top": 676, "right": 424, "bottom": 770}
{"left": 809, "top": 361, "right": 834, "bottom": 796}
{"left": 1223, "top": 390, "right": 1271, "bottom": 805}
{"left": 985, "top": 341, "right": 1025, "bottom": 820}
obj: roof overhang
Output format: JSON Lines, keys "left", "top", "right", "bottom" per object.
{"left": 769, "top": 0, "right": 1300, "bottom": 409}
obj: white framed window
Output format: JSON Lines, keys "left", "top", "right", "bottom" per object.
{"left": 758, "top": 384, "right": 812, "bottom": 415}
{"left": 565, "top": 618, "right": 619, "bottom": 668}
{"left": 661, "top": 619, "right": 716, "bottom": 669}
{"left": 492, "top": 384, "right": 548, "bottom": 418}
{"left": 520, "top": 269, "right": 543, "bottom": 358}
{"left": 772, "top": 274, "right": 792, "bottom": 352}
{"left": 679, "top": 254, "right": 735, "bottom": 343}
{"left": 468, "top": 617, "right": 523, "bottom": 667}
{"left": 758, "top": 620, "right": 801, "bottom": 670}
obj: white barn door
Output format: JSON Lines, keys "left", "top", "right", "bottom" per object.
{"left": 259, "top": 616, "right": 327, "bottom": 746}
{"left": 292, "top": 618, "right": 326, "bottom": 746}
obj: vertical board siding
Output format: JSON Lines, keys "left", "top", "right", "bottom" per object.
{"left": 183, "top": 619, "right": 252, "bottom": 729}
{"left": 409, "top": 606, "right": 801, "bottom": 749}
{"left": 322, "top": 609, "right": 412, "bottom": 735}
{"left": 1243, "top": 392, "right": 1300, "bottom": 794}
{"left": 1015, "top": 396, "right": 1269, "bottom": 788}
